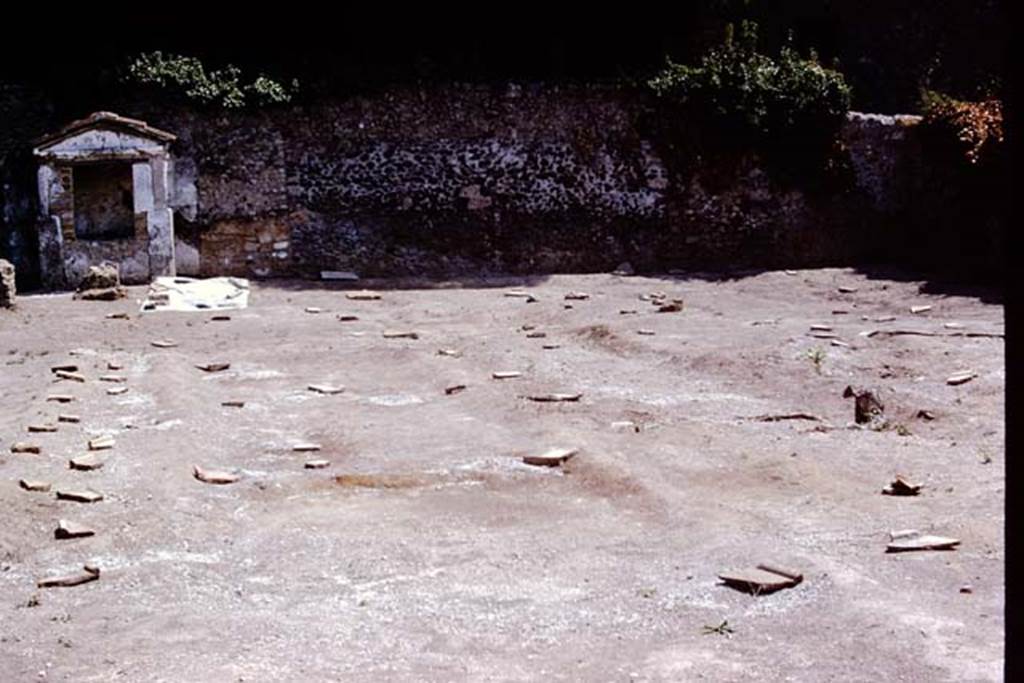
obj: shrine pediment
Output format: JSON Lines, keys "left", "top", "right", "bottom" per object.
{"left": 33, "top": 111, "right": 175, "bottom": 161}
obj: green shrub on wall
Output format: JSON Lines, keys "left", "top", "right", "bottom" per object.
{"left": 124, "top": 52, "right": 298, "bottom": 108}
{"left": 647, "top": 21, "right": 852, "bottom": 179}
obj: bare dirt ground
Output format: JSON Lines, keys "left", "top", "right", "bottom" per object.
{"left": 0, "top": 268, "right": 1004, "bottom": 682}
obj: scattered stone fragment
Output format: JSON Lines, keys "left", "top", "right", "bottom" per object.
{"left": 910, "top": 305, "right": 932, "bottom": 314}
{"left": 193, "top": 464, "right": 240, "bottom": 485}
{"left": 637, "top": 329, "right": 655, "bottom": 336}
{"left": 106, "top": 387, "right": 128, "bottom": 396}
{"left": 304, "top": 306, "right": 323, "bottom": 314}
{"left": 150, "top": 340, "right": 178, "bottom": 348}
{"left": 565, "top": 291, "right": 590, "bottom": 300}
{"left": 837, "top": 286, "right": 858, "bottom": 293}
{"left": 99, "top": 375, "right": 126, "bottom": 383}
{"left": 520, "top": 324, "right": 536, "bottom": 331}
{"left": 210, "top": 315, "right": 231, "bottom": 321}
{"left": 438, "top": 348, "right": 461, "bottom": 357}
{"left": 27, "top": 424, "right": 57, "bottom": 433}
{"left": 304, "top": 459, "right": 331, "bottom": 469}
{"left": 946, "top": 371, "right": 977, "bottom": 386}
{"left": 524, "top": 393, "right": 583, "bottom": 403}
{"left": 523, "top": 447, "right": 578, "bottom": 467}
{"left": 611, "top": 420, "right": 640, "bottom": 433}
{"left": 105, "top": 312, "right": 130, "bottom": 319}
{"left": 874, "top": 315, "right": 897, "bottom": 323}
{"left": 55, "top": 489, "right": 103, "bottom": 503}
{"left": 843, "top": 386, "right": 885, "bottom": 425}
{"left": 78, "top": 287, "right": 125, "bottom": 301}
{"left": 542, "top": 344, "right": 561, "bottom": 350}
{"left": 657, "top": 302, "right": 683, "bottom": 313}
{"left": 832, "top": 309, "right": 849, "bottom": 315}
{"left": 55, "top": 370, "right": 86, "bottom": 382}
{"left": 346, "top": 291, "right": 382, "bottom": 300}
{"left": 337, "top": 314, "right": 359, "bottom": 322}
{"left": 809, "top": 332, "right": 839, "bottom": 339}
{"left": 383, "top": 330, "right": 419, "bottom": 339}
{"left": 943, "top": 322, "right": 965, "bottom": 329}
{"left": 753, "top": 413, "right": 820, "bottom": 422}
{"left": 308, "top": 384, "right": 344, "bottom": 395}
{"left": 563, "top": 304, "right": 573, "bottom": 309}
{"left": 525, "top": 331, "right": 547, "bottom": 338}
{"left": 504, "top": 290, "right": 537, "bottom": 302}
{"left": 55, "top": 520, "right": 95, "bottom": 539}
{"left": 612, "top": 262, "right": 634, "bottom": 276}
{"left": 11, "top": 442, "right": 41, "bottom": 454}
{"left": 809, "top": 324, "right": 833, "bottom": 332}
{"left": 718, "top": 564, "right": 803, "bottom": 594}
{"left": 292, "top": 443, "right": 322, "bottom": 452}
{"left": 87, "top": 435, "right": 115, "bottom": 451}
{"left": 960, "top": 585, "right": 973, "bottom": 594}
{"left": 784, "top": 270, "right": 798, "bottom": 276}
{"left": 882, "top": 475, "right": 922, "bottom": 496}
{"left": 50, "top": 364, "right": 78, "bottom": 373}
{"left": 620, "top": 309, "right": 638, "bottom": 315}
{"left": 58, "top": 414, "right": 80, "bottom": 423}
{"left": 222, "top": 400, "right": 245, "bottom": 408}
{"left": 444, "top": 384, "right": 467, "bottom": 395}
{"left": 107, "top": 361, "right": 123, "bottom": 370}
{"left": 639, "top": 292, "right": 665, "bottom": 302}
{"left": 915, "top": 409, "right": 936, "bottom": 421}
{"left": 19, "top": 479, "right": 50, "bottom": 492}
{"left": 830, "top": 339, "right": 850, "bottom": 348}
{"left": 196, "top": 362, "right": 231, "bottom": 373}
{"left": 886, "top": 531, "right": 960, "bottom": 552}
{"left": 47, "top": 394, "right": 75, "bottom": 403}
{"left": 321, "top": 271, "right": 359, "bottom": 281}
{"left": 37, "top": 565, "right": 100, "bottom": 588}
{"left": 69, "top": 454, "right": 105, "bottom": 471}
{"left": 492, "top": 371, "right": 522, "bottom": 380}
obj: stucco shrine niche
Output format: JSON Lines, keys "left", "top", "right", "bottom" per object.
{"left": 33, "top": 111, "right": 177, "bottom": 289}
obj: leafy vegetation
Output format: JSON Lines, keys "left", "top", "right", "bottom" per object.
{"left": 919, "top": 89, "right": 1003, "bottom": 166}
{"left": 648, "top": 22, "right": 850, "bottom": 144}
{"left": 124, "top": 52, "right": 298, "bottom": 108}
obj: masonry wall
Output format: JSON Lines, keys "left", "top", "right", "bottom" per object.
{"left": 0, "top": 84, "right": 1003, "bottom": 287}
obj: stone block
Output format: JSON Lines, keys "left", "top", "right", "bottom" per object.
{"left": 0, "top": 259, "right": 15, "bottom": 308}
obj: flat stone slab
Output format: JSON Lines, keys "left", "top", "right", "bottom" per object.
{"left": 55, "top": 370, "right": 86, "bottom": 382}
{"left": 837, "top": 286, "right": 858, "bottom": 293}
{"left": 98, "top": 374, "right": 127, "bottom": 383}
{"left": 105, "top": 312, "right": 130, "bottom": 319}
{"left": 304, "top": 459, "right": 331, "bottom": 469}
{"left": 383, "top": 331, "right": 420, "bottom": 339}
{"left": 11, "top": 442, "right": 41, "bottom": 454}
{"left": 524, "top": 393, "right": 583, "bottom": 403}
{"left": 564, "top": 291, "right": 590, "bottom": 300}
{"left": 719, "top": 564, "right": 803, "bottom": 594}
{"left": 492, "top": 371, "right": 522, "bottom": 379}
{"left": 88, "top": 435, "right": 115, "bottom": 451}
{"left": 437, "top": 348, "right": 461, "bottom": 357}
{"left": 809, "top": 324, "right": 833, "bottom": 332}
{"left": 47, "top": 394, "right": 75, "bottom": 403}
{"left": 69, "top": 453, "right": 105, "bottom": 471}
{"left": 27, "top": 424, "right": 57, "bottom": 433}
{"left": 444, "top": 384, "right": 467, "bottom": 395}
{"left": 292, "top": 443, "right": 322, "bottom": 452}
{"left": 946, "top": 371, "right": 977, "bottom": 386}
{"left": 55, "top": 519, "right": 95, "bottom": 539}
{"left": 37, "top": 565, "right": 100, "bottom": 588}
{"left": 58, "top": 414, "right": 80, "bottom": 423}
{"left": 345, "top": 291, "right": 382, "bottom": 300}
{"left": 19, "top": 479, "right": 51, "bottom": 492}
{"left": 50, "top": 364, "right": 79, "bottom": 373}
{"left": 337, "top": 315, "right": 360, "bottom": 322}
{"left": 910, "top": 305, "right": 933, "bottom": 314}
{"left": 523, "top": 447, "right": 578, "bottom": 467}
{"left": 542, "top": 344, "right": 561, "bottom": 350}
{"left": 150, "top": 340, "right": 178, "bottom": 348}
{"left": 221, "top": 400, "right": 246, "bottom": 407}
{"left": 886, "top": 533, "right": 960, "bottom": 552}
{"left": 106, "top": 386, "right": 128, "bottom": 395}
{"left": 308, "top": 384, "right": 345, "bottom": 395}
{"left": 193, "top": 465, "right": 241, "bottom": 485}
{"left": 525, "top": 331, "right": 547, "bottom": 338}
{"left": 304, "top": 306, "right": 324, "bottom": 314}
{"left": 55, "top": 488, "right": 103, "bottom": 503}
{"left": 196, "top": 362, "right": 231, "bottom": 372}
{"left": 637, "top": 329, "right": 656, "bottom": 336}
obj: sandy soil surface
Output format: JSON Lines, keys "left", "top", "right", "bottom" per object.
{"left": 0, "top": 268, "right": 1004, "bottom": 681}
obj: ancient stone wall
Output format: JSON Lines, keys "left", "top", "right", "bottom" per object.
{"left": 1, "top": 84, "right": 1002, "bottom": 286}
